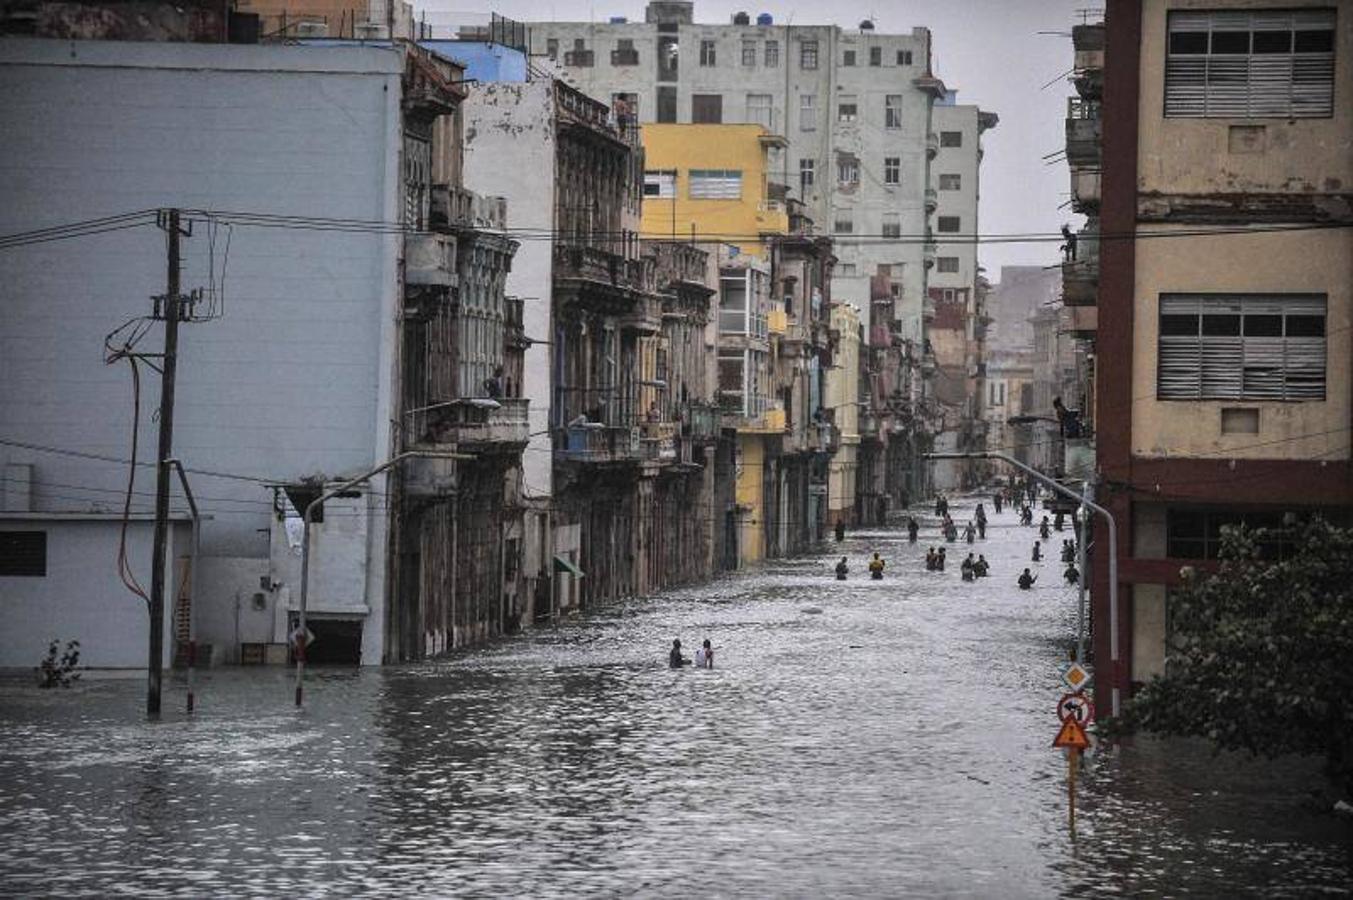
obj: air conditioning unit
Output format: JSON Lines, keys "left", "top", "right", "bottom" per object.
{"left": 294, "top": 21, "right": 328, "bottom": 38}
{"left": 355, "top": 22, "right": 389, "bottom": 40}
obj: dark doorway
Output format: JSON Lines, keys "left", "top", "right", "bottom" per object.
{"left": 300, "top": 618, "right": 363, "bottom": 665}
{"left": 657, "top": 85, "right": 677, "bottom": 123}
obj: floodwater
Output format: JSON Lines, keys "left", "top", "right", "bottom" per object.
{"left": 1, "top": 497, "right": 1349, "bottom": 897}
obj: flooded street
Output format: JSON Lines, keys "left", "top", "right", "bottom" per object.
{"left": 1, "top": 496, "right": 1349, "bottom": 897}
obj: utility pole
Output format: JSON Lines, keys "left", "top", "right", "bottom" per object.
{"left": 147, "top": 208, "right": 186, "bottom": 716}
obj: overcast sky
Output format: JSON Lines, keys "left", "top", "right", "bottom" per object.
{"left": 418, "top": 0, "right": 1089, "bottom": 279}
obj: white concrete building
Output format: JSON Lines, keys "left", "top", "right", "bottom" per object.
{"left": 0, "top": 38, "right": 450, "bottom": 669}
{"left": 522, "top": 2, "right": 945, "bottom": 343}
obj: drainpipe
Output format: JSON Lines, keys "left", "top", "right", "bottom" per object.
{"left": 925, "top": 450, "right": 1120, "bottom": 717}
{"left": 295, "top": 449, "right": 472, "bottom": 707}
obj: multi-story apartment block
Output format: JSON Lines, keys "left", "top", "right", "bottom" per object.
{"left": 825, "top": 302, "right": 863, "bottom": 526}
{"left": 524, "top": 1, "right": 945, "bottom": 520}
{"left": 1093, "top": 0, "right": 1350, "bottom": 718}
{"left": 928, "top": 94, "right": 998, "bottom": 491}
{"left": 0, "top": 38, "right": 494, "bottom": 668}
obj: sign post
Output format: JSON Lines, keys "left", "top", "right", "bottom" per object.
{"left": 1053, "top": 712, "right": 1090, "bottom": 833}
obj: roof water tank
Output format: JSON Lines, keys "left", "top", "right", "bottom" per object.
{"left": 859, "top": 19, "right": 875, "bottom": 30}
{"left": 732, "top": 11, "right": 750, "bottom": 25}
{"left": 757, "top": 13, "right": 773, "bottom": 25}
{"left": 610, "top": 16, "right": 628, "bottom": 23}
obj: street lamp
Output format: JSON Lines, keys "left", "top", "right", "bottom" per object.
{"left": 294, "top": 449, "right": 471, "bottom": 707}
{"left": 925, "top": 450, "right": 1121, "bottom": 718}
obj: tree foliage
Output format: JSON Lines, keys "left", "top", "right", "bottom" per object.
{"left": 1119, "top": 516, "right": 1353, "bottom": 795}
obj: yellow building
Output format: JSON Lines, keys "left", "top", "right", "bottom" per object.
{"left": 826, "top": 303, "right": 862, "bottom": 526}
{"left": 640, "top": 124, "right": 789, "bottom": 257}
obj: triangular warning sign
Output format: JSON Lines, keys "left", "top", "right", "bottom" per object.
{"left": 1053, "top": 716, "right": 1090, "bottom": 750}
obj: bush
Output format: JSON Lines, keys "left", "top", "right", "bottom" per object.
{"left": 37, "top": 639, "right": 81, "bottom": 688}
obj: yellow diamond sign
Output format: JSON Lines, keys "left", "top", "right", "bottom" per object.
{"left": 1061, "top": 662, "right": 1091, "bottom": 692}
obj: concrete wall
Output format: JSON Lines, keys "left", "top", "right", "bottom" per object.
{"left": 1137, "top": 0, "right": 1352, "bottom": 197}
{"left": 0, "top": 517, "right": 184, "bottom": 668}
{"left": 0, "top": 39, "right": 404, "bottom": 664}
{"left": 1131, "top": 582, "right": 1168, "bottom": 681}
{"left": 1130, "top": 228, "right": 1351, "bottom": 459}
{"left": 827, "top": 303, "right": 861, "bottom": 523}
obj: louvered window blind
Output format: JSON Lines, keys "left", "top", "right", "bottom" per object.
{"left": 1165, "top": 9, "right": 1336, "bottom": 117}
{"left": 1158, "top": 294, "right": 1327, "bottom": 401}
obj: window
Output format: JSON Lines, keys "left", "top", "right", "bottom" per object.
{"left": 689, "top": 169, "right": 743, "bottom": 199}
{"left": 843, "top": 49, "right": 857, "bottom": 66}
{"left": 882, "top": 213, "right": 901, "bottom": 238}
{"left": 838, "top": 97, "right": 858, "bottom": 122}
{"left": 885, "top": 95, "right": 903, "bottom": 129}
{"left": 800, "top": 39, "right": 819, "bottom": 69}
{"left": 833, "top": 209, "right": 853, "bottom": 234}
{"left": 937, "top": 216, "right": 961, "bottom": 233}
{"left": 1165, "top": 10, "right": 1336, "bottom": 118}
{"left": 941, "top": 131, "right": 963, "bottom": 147}
{"left": 939, "top": 173, "right": 962, "bottom": 190}
{"left": 658, "top": 35, "right": 679, "bottom": 80}
{"left": 612, "top": 38, "right": 639, "bottom": 65}
{"left": 799, "top": 94, "right": 817, "bottom": 131}
{"left": 692, "top": 93, "right": 723, "bottom": 123}
{"left": 1157, "top": 294, "right": 1327, "bottom": 401}
{"left": 546, "top": 38, "right": 558, "bottom": 60}
{"left": 884, "top": 157, "right": 900, "bottom": 184}
{"left": 746, "top": 93, "right": 773, "bottom": 128}
{"left": 764, "top": 40, "right": 779, "bottom": 66}
{"left": 657, "top": 85, "right": 677, "bottom": 123}
{"left": 742, "top": 39, "right": 757, "bottom": 66}
{"left": 837, "top": 157, "right": 859, "bottom": 186}
{"left": 838, "top": 263, "right": 857, "bottom": 277}
{"left": 643, "top": 170, "right": 676, "bottom": 198}
{"left": 700, "top": 40, "right": 716, "bottom": 66}
{"left": 869, "top": 46, "right": 882, "bottom": 66}
{"left": 565, "top": 38, "right": 594, "bottom": 67}
{"left": 1166, "top": 509, "right": 1291, "bottom": 560}
{"left": 799, "top": 158, "right": 815, "bottom": 193}
{"left": 0, "top": 531, "right": 46, "bottom": 577}
{"left": 937, "top": 256, "right": 960, "bottom": 273}
{"left": 897, "top": 49, "right": 913, "bottom": 65}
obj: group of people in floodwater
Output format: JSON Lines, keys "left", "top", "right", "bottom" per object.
{"left": 669, "top": 638, "right": 714, "bottom": 669}
{"left": 831, "top": 479, "right": 1084, "bottom": 591}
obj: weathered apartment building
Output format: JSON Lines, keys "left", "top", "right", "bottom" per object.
{"left": 1091, "top": 0, "right": 1350, "bottom": 717}
{"left": 0, "top": 34, "right": 529, "bottom": 668}
{"left": 523, "top": 0, "right": 946, "bottom": 525}
{"left": 460, "top": 65, "right": 730, "bottom": 611}
{"left": 927, "top": 94, "right": 998, "bottom": 492}
{"left": 640, "top": 122, "right": 838, "bottom": 564}
{"left": 982, "top": 265, "right": 1062, "bottom": 471}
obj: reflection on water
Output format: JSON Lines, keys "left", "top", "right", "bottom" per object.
{"left": 0, "top": 499, "right": 1348, "bottom": 896}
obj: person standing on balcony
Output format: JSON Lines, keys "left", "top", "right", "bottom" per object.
{"left": 1061, "top": 224, "right": 1077, "bottom": 262}
{"left": 484, "top": 365, "right": 504, "bottom": 399}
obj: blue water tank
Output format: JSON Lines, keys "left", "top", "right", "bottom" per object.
{"left": 609, "top": 16, "right": 627, "bottom": 24}
{"left": 757, "top": 12, "right": 773, "bottom": 25}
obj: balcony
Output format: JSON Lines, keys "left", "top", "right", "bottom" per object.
{"left": 1071, "top": 24, "right": 1105, "bottom": 99}
{"left": 923, "top": 240, "right": 938, "bottom": 270}
{"left": 610, "top": 48, "right": 639, "bottom": 66}
{"left": 1070, "top": 168, "right": 1101, "bottom": 212}
{"left": 431, "top": 183, "right": 506, "bottom": 232}
{"left": 1062, "top": 303, "right": 1098, "bottom": 339}
{"left": 555, "top": 422, "right": 641, "bottom": 464}
{"left": 924, "top": 187, "right": 938, "bottom": 213}
{"left": 1064, "top": 436, "right": 1096, "bottom": 480}
{"left": 1065, "top": 98, "right": 1101, "bottom": 167}
{"left": 554, "top": 243, "right": 651, "bottom": 302}
{"left": 649, "top": 242, "right": 711, "bottom": 292}
{"left": 404, "top": 233, "right": 457, "bottom": 286}
{"left": 926, "top": 132, "right": 940, "bottom": 159}
{"left": 682, "top": 402, "right": 722, "bottom": 443}
{"left": 407, "top": 397, "right": 529, "bottom": 449}
{"left": 640, "top": 421, "right": 679, "bottom": 463}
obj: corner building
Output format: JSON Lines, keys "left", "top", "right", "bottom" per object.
{"left": 1094, "top": 0, "right": 1351, "bottom": 717}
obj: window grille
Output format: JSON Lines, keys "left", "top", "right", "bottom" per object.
{"left": 939, "top": 173, "right": 961, "bottom": 190}
{"left": 764, "top": 40, "right": 779, "bottom": 66}
{"left": 800, "top": 40, "right": 819, "bottom": 69}
{"left": 700, "top": 40, "right": 716, "bottom": 66}
{"left": 1165, "top": 10, "right": 1336, "bottom": 118}
{"left": 884, "top": 157, "right": 900, "bottom": 184}
{"left": 936, "top": 215, "right": 961, "bottom": 233}
{"left": 643, "top": 170, "right": 676, "bottom": 198}
{"left": 799, "top": 94, "right": 817, "bottom": 131}
{"left": 885, "top": 95, "right": 903, "bottom": 128}
{"left": 1157, "top": 294, "right": 1327, "bottom": 400}
{"left": 742, "top": 39, "right": 757, "bottom": 66}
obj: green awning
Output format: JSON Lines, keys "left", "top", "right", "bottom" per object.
{"left": 553, "top": 555, "right": 585, "bottom": 578}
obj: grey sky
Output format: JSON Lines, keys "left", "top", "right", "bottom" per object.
{"left": 417, "top": 0, "right": 1089, "bottom": 277}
